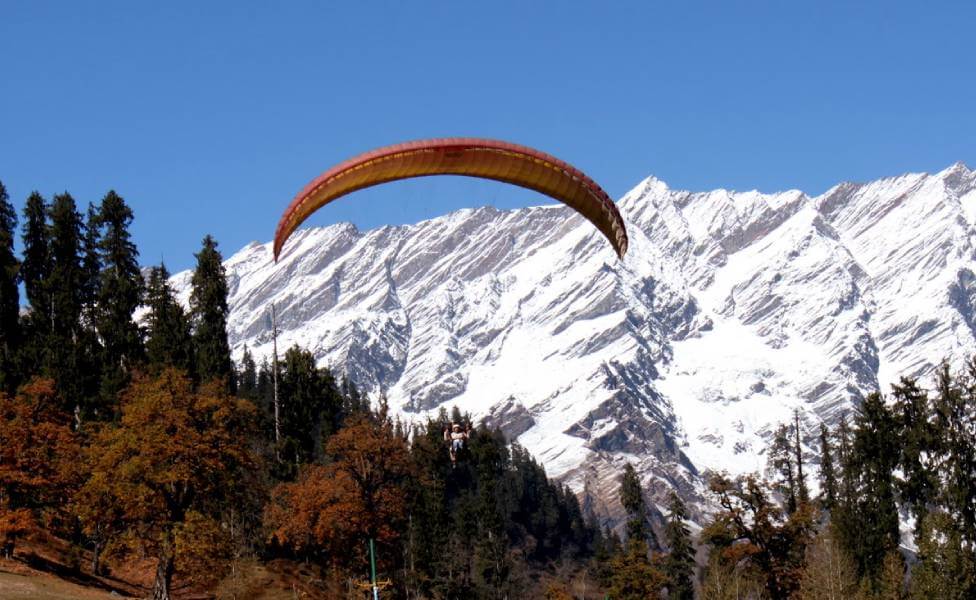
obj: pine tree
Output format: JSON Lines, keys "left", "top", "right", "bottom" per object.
{"left": 96, "top": 190, "right": 144, "bottom": 402}
{"left": 46, "top": 193, "right": 86, "bottom": 412}
{"left": 189, "top": 235, "right": 233, "bottom": 391}
{"left": 76, "top": 202, "right": 104, "bottom": 410}
{"left": 278, "top": 346, "right": 329, "bottom": 467}
{"left": 80, "top": 202, "right": 101, "bottom": 329}
{"left": 794, "top": 410, "right": 809, "bottom": 506}
{"left": 620, "top": 463, "right": 650, "bottom": 549}
{"left": 0, "top": 181, "right": 20, "bottom": 392}
{"left": 818, "top": 423, "right": 836, "bottom": 511}
{"left": 911, "top": 509, "right": 976, "bottom": 600}
{"left": 19, "top": 192, "right": 50, "bottom": 371}
{"left": 144, "top": 264, "right": 193, "bottom": 372}
{"left": 933, "top": 362, "right": 976, "bottom": 546}
{"left": 237, "top": 345, "right": 257, "bottom": 400}
{"left": 768, "top": 422, "right": 797, "bottom": 514}
{"left": 611, "top": 463, "right": 666, "bottom": 599}
{"left": 663, "top": 491, "right": 695, "bottom": 600}
{"left": 20, "top": 192, "right": 49, "bottom": 323}
{"left": 850, "top": 392, "right": 900, "bottom": 587}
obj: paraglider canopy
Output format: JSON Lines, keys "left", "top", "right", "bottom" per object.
{"left": 273, "top": 138, "right": 628, "bottom": 261}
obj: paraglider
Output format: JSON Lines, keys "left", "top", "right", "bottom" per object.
{"left": 273, "top": 138, "right": 629, "bottom": 261}
{"left": 443, "top": 421, "right": 471, "bottom": 467}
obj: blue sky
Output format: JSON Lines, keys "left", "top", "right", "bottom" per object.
{"left": 2, "top": 1, "right": 973, "bottom": 271}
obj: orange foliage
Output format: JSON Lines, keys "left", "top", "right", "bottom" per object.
{"left": 0, "top": 379, "right": 80, "bottom": 555}
{"left": 266, "top": 415, "right": 413, "bottom": 568}
{"left": 79, "top": 368, "right": 259, "bottom": 597}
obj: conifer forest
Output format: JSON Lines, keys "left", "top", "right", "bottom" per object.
{"left": 1, "top": 180, "right": 975, "bottom": 600}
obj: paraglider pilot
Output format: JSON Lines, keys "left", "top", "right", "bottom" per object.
{"left": 444, "top": 422, "right": 469, "bottom": 466}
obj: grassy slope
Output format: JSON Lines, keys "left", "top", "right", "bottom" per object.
{"left": 0, "top": 569, "right": 128, "bottom": 599}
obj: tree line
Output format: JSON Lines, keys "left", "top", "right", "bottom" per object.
{"left": 2, "top": 179, "right": 974, "bottom": 599}
{"left": 0, "top": 181, "right": 630, "bottom": 598}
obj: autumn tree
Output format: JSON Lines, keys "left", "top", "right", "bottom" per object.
{"left": 79, "top": 369, "right": 259, "bottom": 600}
{"left": 266, "top": 413, "right": 413, "bottom": 575}
{"left": 702, "top": 473, "right": 814, "bottom": 600}
{"left": 796, "top": 525, "right": 858, "bottom": 600}
{"left": 0, "top": 379, "right": 80, "bottom": 558}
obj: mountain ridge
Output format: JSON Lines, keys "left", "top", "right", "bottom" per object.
{"left": 170, "top": 162, "right": 976, "bottom": 523}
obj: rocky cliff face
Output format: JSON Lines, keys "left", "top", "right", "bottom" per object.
{"left": 171, "top": 162, "right": 976, "bottom": 523}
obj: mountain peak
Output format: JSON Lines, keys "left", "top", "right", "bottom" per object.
{"left": 169, "top": 164, "right": 976, "bottom": 520}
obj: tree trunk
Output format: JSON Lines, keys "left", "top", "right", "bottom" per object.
{"left": 152, "top": 546, "right": 175, "bottom": 600}
{"left": 90, "top": 538, "right": 101, "bottom": 576}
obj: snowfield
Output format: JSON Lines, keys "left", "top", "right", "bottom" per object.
{"left": 171, "top": 162, "right": 976, "bottom": 522}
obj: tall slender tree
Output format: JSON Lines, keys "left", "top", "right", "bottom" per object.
{"left": 96, "top": 191, "right": 144, "bottom": 404}
{"left": 850, "top": 392, "right": 900, "bottom": 587}
{"left": 144, "top": 264, "right": 193, "bottom": 373}
{"left": 933, "top": 362, "right": 976, "bottom": 546}
{"left": 0, "top": 181, "right": 19, "bottom": 392}
{"left": 19, "top": 192, "right": 50, "bottom": 371}
{"left": 663, "top": 491, "right": 695, "bottom": 600}
{"left": 818, "top": 422, "right": 836, "bottom": 511}
{"left": 768, "top": 423, "right": 797, "bottom": 514}
{"left": 80, "top": 202, "right": 101, "bottom": 330}
{"left": 793, "top": 410, "right": 809, "bottom": 506}
{"left": 891, "top": 376, "right": 937, "bottom": 539}
{"left": 619, "top": 463, "right": 649, "bottom": 548}
{"left": 189, "top": 235, "right": 233, "bottom": 391}
{"left": 46, "top": 193, "right": 86, "bottom": 413}
{"left": 237, "top": 345, "right": 257, "bottom": 400}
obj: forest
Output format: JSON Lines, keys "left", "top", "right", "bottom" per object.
{"left": 0, "top": 179, "right": 975, "bottom": 599}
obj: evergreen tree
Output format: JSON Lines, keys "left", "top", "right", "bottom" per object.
{"left": 933, "top": 362, "right": 976, "bottom": 547}
{"left": 768, "top": 422, "right": 797, "bottom": 514}
{"left": 20, "top": 192, "right": 49, "bottom": 322}
{"left": 890, "top": 376, "right": 937, "bottom": 541}
{"left": 76, "top": 202, "right": 104, "bottom": 410}
{"left": 96, "top": 190, "right": 144, "bottom": 401}
{"left": 793, "top": 410, "right": 809, "bottom": 506}
{"left": 144, "top": 264, "right": 193, "bottom": 372}
{"left": 0, "top": 181, "right": 19, "bottom": 392}
{"left": 46, "top": 193, "right": 86, "bottom": 412}
{"left": 850, "top": 392, "right": 900, "bottom": 587}
{"left": 663, "top": 491, "right": 694, "bottom": 600}
{"left": 19, "top": 192, "right": 50, "bottom": 370}
{"left": 80, "top": 202, "right": 101, "bottom": 329}
{"left": 189, "top": 235, "right": 233, "bottom": 391}
{"left": 619, "top": 463, "right": 650, "bottom": 549}
{"left": 818, "top": 422, "right": 837, "bottom": 511}
{"left": 237, "top": 345, "right": 257, "bottom": 400}
{"left": 911, "top": 510, "right": 976, "bottom": 600}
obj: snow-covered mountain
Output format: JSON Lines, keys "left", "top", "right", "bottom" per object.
{"left": 171, "top": 162, "right": 976, "bottom": 521}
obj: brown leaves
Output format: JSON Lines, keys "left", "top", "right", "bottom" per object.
{"left": 79, "top": 368, "right": 260, "bottom": 588}
{"left": 0, "top": 378, "right": 81, "bottom": 549}
{"left": 265, "top": 416, "right": 414, "bottom": 568}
